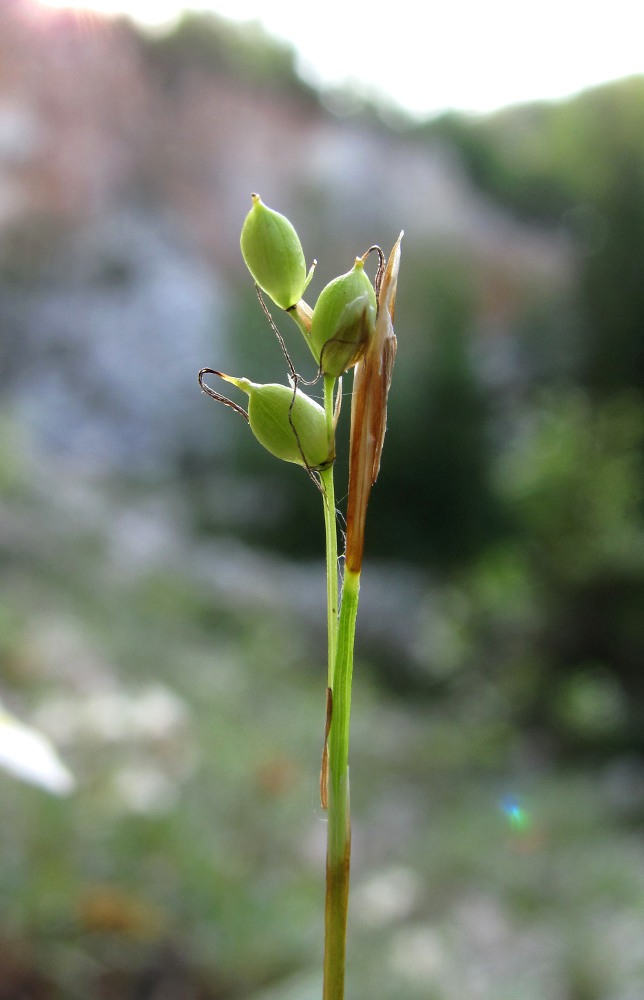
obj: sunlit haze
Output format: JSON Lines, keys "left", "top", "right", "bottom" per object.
{"left": 32, "top": 0, "right": 644, "bottom": 116}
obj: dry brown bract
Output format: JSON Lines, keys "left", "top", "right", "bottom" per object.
{"left": 345, "top": 232, "right": 403, "bottom": 574}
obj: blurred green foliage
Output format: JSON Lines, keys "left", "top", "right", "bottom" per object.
{"left": 354, "top": 77, "right": 644, "bottom": 751}
{"left": 145, "top": 11, "right": 317, "bottom": 104}
{"left": 435, "top": 391, "right": 644, "bottom": 753}
{"left": 3, "top": 443, "right": 644, "bottom": 998}
{"left": 425, "top": 77, "right": 644, "bottom": 393}
{"left": 378, "top": 251, "right": 500, "bottom": 570}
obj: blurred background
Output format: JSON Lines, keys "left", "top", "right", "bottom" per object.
{"left": 2, "top": 1, "right": 644, "bottom": 997}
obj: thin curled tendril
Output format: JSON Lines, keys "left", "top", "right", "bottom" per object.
{"left": 361, "top": 245, "right": 385, "bottom": 306}
{"left": 198, "top": 368, "right": 249, "bottom": 420}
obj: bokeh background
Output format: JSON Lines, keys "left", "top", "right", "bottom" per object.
{"left": 2, "top": 3, "right": 644, "bottom": 998}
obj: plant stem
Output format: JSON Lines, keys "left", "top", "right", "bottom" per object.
{"left": 323, "top": 565, "right": 360, "bottom": 1000}
{"left": 320, "top": 375, "right": 339, "bottom": 690}
{"left": 320, "top": 371, "right": 359, "bottom": 999}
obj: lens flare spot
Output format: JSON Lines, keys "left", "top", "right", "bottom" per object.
{"left": 500, "top": 795, "right": 531, "bottom": 832}
{"left": 31, "top": 0, "right": 180, "bottom": 25}
{"left": 35, "top": 0, "right": 118, "bottom": 11}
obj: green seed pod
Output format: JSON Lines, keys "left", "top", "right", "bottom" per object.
{"left": 240, "top": 194, "right": 309, "bottom": 310}
{"left": 310, "top": 258, "right": 377, "bottom": 376}
{"left": 220, "top": 373, "right": 334, "bottom": 470}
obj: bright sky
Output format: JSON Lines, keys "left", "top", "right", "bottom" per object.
{"left": 36, "top": 0, "right": 644, "bottom": 118}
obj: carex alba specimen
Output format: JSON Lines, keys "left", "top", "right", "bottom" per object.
{"left": 200, "top": 193, "right": 402, "bottom": 1000}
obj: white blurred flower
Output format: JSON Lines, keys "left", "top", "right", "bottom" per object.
{"left": 353, "top": 865, "right": 421, "bottom": 927}
{"left": 125, "top": 684, "right": 188, "bottom": 739}
{"left": 0, "top": 704, "right": 75, "bottom": 795}
{"left": 389, "top": 923, "right": 446, "bottom": 984}
{"left": 32, "top": 683, "right": 188, "bottom": 744}
{"left": 111, "top": 762, "right": 177, "bottom": 814}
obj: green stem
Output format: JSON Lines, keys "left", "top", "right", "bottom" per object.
{"left": 323, "top": 566, "right": 360, "bottom": 1000}
{"left": 320, "top": 375, "right": 339, "bottom": 689}
{"left": 320, "top": 372, "right": 359, "bottom": 999}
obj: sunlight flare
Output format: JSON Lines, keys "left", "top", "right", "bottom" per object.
{"left": 32, "top": 0, "right": 178, "bottom": 26}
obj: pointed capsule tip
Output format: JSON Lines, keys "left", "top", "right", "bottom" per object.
{"left": 225, "top": 374, "right": 252, "bottom": 393}
{"left": 214, "top": 370, "right": 242, "bottom": 389}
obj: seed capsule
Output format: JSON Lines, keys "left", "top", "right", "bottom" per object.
{"left": 310, "top": 258, "right": 377, "bottom": 376}
{"left": 240, "top": 194, "right": 309, "bottom": 311}
{"left": 217, "top": 373, "right": 334, "bottom": 470}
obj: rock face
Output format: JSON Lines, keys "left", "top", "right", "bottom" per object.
{"left": 0, "top": 4, "right": 566, "bottom": 253}
{"left": 0, "top": 2, "right": 567, "bottom": 470}
{"left": 3, "top": 208, "right": 225, "bottom": 470}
